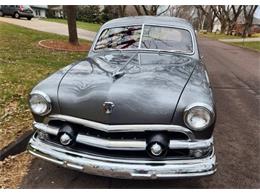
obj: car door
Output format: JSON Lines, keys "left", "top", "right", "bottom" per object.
{"left": 8, "top": 5, "right": 16, "bottom": 15}
{"left": 2, "top": 5, "right": 9, "bottom": 15}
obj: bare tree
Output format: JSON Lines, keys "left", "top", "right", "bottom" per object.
{"left": 64, "top": 5, "right": 79, "bottom": 45}
{"left": 133, "top": 5, "right": 170, "bottom": 16}
{"left": 210, "top": 5, "right": 232, "bottom": 33}
{"left": 226, "top": 5, "right": 243, "bottom": 35}
{"left": 196, "top": 5, "right": 243, "bottom": 34}
{"left": 168, "top": 6, "right": 198, "bottom": 29}
{"left": 196, "top": 5, "right": 216, "bottom": 32}
{"left": 117, "top": 5, "right": 127, "bottom": 17}
{"left": 242, "top": 5, "right": 258, "bottom": 37}
{"left": 133, "top": 5, "right": 143, "bottom": 15}
{"left": 141, "top": 5, "right": 158, "bottom": 15}
{"left": 157, "top": 5, "right": 171, "bottom": 16}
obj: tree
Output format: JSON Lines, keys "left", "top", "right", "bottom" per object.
{"left": 100, "top": 5, "right": 120, "bottom": 23}
{"left": 196, "top": 5, "right": 216, "bottom": 32}
{"left": 133, "top": 5, "right": 143, "bottom": 15}
{"left": 242, "top": 5, "right": 258, "bottom": 37}
{"left": 210, "top": 5, "right": 243, "bottom": 34}
{"left": 133, "top": 5, "right": 170, "bottom": 16}
{"left": 77, "top": 6, "right": 101, "bottom": 23}
{"left": 117, "top": 5, "right": 127, "bottom": 17}
{"left": 210, "top": 5, "right": 231, "bottom": 33}
{"left": 64, "top": 5, "right": 79, "bottom": 45}
{"left": 226, "top": 5, "right": 243, "bottom": 35}
{"left": 168, "top": 6, "right": 199, "bottom": 29}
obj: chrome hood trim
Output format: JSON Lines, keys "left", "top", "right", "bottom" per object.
{"left": 46, "top": 114, "right": 195, "bottom": 140}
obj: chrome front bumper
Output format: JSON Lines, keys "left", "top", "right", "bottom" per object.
{"left": 28, "top": 135, "right": 217, "bottom": 179}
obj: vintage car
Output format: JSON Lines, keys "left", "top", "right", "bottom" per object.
{"left": 27, "top": 16, "right": 216, "bottom": 179}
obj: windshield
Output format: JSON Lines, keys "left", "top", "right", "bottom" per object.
{"left": 94, "top": 25, "right": 193, "bottom": 53}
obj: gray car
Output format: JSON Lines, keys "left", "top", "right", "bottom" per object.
{"left": 27, "top": 16, "right": 217, "bottom": 179}
{"left": 0, "top": 5, "right": 34, "bottom": 20}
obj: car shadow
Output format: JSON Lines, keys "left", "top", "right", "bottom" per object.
{"left": 1, "top": 16, "right": 32, "bottom": 20}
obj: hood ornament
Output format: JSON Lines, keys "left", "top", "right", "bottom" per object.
{"left": 103, "top": 102, "right": 115, "bottom": 114}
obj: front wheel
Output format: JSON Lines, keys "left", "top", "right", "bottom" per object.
{"left": 27, "top": 17, "right": 32, "bottom": 20}
{"left": 14, "top": 12, "right": 20, "bottom": 19}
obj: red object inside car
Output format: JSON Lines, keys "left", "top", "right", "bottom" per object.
{"left": 19, "top": 5, "right": 24, "bottom": 11}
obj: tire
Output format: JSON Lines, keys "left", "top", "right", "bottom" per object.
{"left": 14, "top": 12, "right": 20, "bottom": 19}
{"left": 27, "top": 17, "right": 32, "bottom": 20}
{"left": 0, "top": 11, "right": 4, "bottom": 17}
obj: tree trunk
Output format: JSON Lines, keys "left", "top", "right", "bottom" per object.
{"left": 242, "top": 5, "right": 258, "bottom": 38}
{"left": 134, "top": 5, "right": 142, "bottom": 15}
{"left": 65, "top": 5, "right": 79, "bottom": 45}
{"left": 208, "top": 18, "right": 214, "bottom": 32}
{"left": 220, "top": 20, "right": 226, "bottom": 33}
{"left": 118, "top": 5, "right": 127, "bottom": 17}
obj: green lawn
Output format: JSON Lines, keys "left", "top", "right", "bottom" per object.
{"left": 0, "top": 22, "right": 87, "bottom": 149}
{"left": 42, "top": 18, "right": 101, "bottom": 32}
{"left": 200, "top": 32, "right": 260, "bottom": 52}
{"left": 230, "top": 41, "right": 260, "bottom": 52}
{"left": 199, "top": 32, "right": 260, "bottom": 40}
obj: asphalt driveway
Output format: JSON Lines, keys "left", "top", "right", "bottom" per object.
{"left": 0, "top": 17, "right": 96, "bottom": 41}
{"left": 18, "top": 36, "right": 260, "bottom": 188}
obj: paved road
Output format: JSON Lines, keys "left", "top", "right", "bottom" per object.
{"left": 0, "top": 17, "right": 96, "bottom": 41}
{"left": 20, "top": 37, "right": 260, "bottom": 188}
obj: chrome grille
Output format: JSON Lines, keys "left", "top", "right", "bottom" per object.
{"left": 34, "top": 115, "right": 213, "bottom": 160}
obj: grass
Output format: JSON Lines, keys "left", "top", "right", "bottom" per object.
{"left": 200, "top": 32, "right": 260, "bottom": 52}
{"left": 42, "top": 18, "right": 101, "bottom": 32}
{"left": 199, "top": 32, "right": 260, "bottom": 40}
{"left": 0, "top": 21, "right": 87, "bottom": 149}
{"left": 230, "top": 41, "right": 260, "bottom": 52}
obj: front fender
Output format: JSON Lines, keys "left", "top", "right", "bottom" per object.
{"left": 172, "top": 64, "right": 216, "bottom": 139}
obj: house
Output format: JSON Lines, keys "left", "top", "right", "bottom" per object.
{"left": 30, "top": 5, "right": 48, "bottom": 18}
{"left": 233, "top": 17, "right": 260, "bottom": 36}
{"left": 251, "top": 17, "right": 260, "bottom": 33}
{"left": 212, "top": 19, "right": 221, "bottom": 33}
{"left": 48, "top": 5, "right": 64, "bottom": 18}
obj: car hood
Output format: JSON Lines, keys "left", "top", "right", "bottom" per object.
{"left": 58, "top": 52, "right": 197, "bottom": 124}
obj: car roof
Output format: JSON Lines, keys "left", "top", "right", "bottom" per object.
{"left": 101, "top": 16, "right": 193, "bottom": 30}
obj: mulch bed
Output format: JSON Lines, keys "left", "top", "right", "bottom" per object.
{"left": 38, "top": 40, "right": 91, "bottom": 52}
{"left": 0, "top": 151, "right": 33, "bottom": 188}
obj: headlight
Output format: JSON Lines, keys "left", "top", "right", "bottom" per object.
{"left": 184, "top": 103, "right": 214, "bottom": 131}
{"left": 29, "top": 91, "right": 52, "bottom": 116}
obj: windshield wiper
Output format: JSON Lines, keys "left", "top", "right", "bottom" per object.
{"left": 158, "top": 49, "right": 188, "bottom": 55}
{"left": 118, "top": 51, "right": 139, "bottom": 72}
{"left": 111, "top": 51, "right": 139, "bottom": 81}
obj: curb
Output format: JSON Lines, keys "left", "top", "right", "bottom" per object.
{"left": 226, "top": 42, "right": 260, "bottom": 53}
{"left": 38, "top": 40, "right": 90, "bottom": 52}
{"left": 0, "top": 130, "right": 34, "bottom": 161}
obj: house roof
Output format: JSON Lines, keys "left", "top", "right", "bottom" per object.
{"left": 253, "top": 17, "right": 260, "bottom": 25}
{"left": 30, "top": 5, "right": 48, "bottom": 9}
{"left": 48, "top": 5, "right": 63, "bottom": 10}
